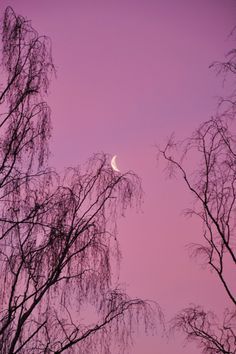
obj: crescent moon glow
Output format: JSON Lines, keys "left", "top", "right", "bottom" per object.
{"left": 111, "top": 155, "right": 120, "bottom": 172}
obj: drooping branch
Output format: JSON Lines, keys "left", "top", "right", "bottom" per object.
{"left": 0, "top": 6, "right": 54, "bottom": 190}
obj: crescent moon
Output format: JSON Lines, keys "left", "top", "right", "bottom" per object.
{"left": 111, "top": 155, "right": 120, "bottom": 172}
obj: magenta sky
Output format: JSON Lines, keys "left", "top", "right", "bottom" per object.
{"left": 1, "top": 1, "right": 235, "bottom": 353}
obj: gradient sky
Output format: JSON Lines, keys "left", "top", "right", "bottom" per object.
{"left": 1, "top": 1, "right": 235, "bottom": 353}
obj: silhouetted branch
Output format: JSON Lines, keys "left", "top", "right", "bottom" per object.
{"left": 160, "top": 116, "right": 236, "bottom": 306}
{"left": 171, "top": 307, "right": 236, "bottom": 354}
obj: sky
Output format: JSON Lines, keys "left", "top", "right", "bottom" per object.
{"left": 1, "top": 1, "right": 235, "bottom": 353}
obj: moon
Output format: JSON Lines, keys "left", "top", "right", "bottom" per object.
{"left": 111, "top": 155, "right": 120, "bottom": 172}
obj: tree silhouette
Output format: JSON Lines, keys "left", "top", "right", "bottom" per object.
{"left": 160, "top": 39, "right": 236, "bottom": 354}
{"left": 0, "top": 7, "right": 158, "bottom": 353}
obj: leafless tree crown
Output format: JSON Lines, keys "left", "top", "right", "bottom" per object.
{"left": 0, "top": 7, "right": 158, "bottom": 354}
{"left": 161, "top": 35, "right": 236, "bottom": 354}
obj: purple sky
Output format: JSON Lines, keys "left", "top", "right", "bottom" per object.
{"left": 1, "top": 1, "right": 235, "bottom": 353}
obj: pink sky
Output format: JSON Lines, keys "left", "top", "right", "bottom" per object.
{"left": 1, "top": 1, "right": 235, "bottom": 353}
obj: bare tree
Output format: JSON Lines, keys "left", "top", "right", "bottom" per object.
{"left": 0, "top": 7, "right": 158, "bottom": 353}
{"left": 160, "top": 39, "right": 236, "bottom": 353}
